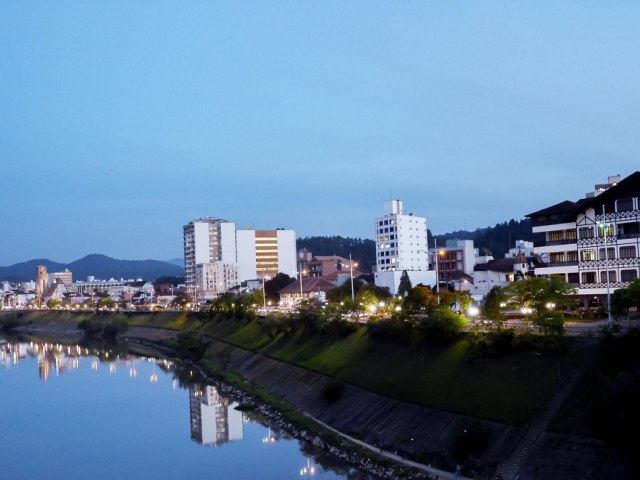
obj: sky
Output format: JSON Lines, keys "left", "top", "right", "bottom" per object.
{"left": 1, "top": 1, "right": 639, "bottom": 265}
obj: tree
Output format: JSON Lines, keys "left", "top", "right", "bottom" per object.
{"left": 98, "top": 297, "right": 115, "bottom": 309}
{"left": 503, "top": 276, "right": 575, "bottom": 315}
{"left": 612, "top": 279, "right": 640, "bottom": 318}
{"left": 397, "top": 270, "right": 412, "bottom": 297}
{"left": 47, "top": 299, "right": 62, "bottom": 309}
{"left": 482, "top": 286, "right": 507, "bottom": 325}
{"left": 264, "top": 273, "right": 294, "bottom": 303}
{"left": 403, "top": 285, "right": 438, "bottom": 314}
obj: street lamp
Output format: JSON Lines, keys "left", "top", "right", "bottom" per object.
{"left": 598, "top": 204, "right": 613, "bottom": 325}
{"left": 349, "top": 254, "right": 358, "bottom": 302}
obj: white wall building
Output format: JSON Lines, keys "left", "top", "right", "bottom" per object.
{"left": 184, "top": 219, "right": 297, "bottom": 295}
{"left": 183, "top": 218, "right": 238, "bottom": 290}
{"left": 373, "top": 200, "right": 436, "bottom": 294}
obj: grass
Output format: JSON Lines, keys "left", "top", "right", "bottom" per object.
{"left": 2, "top": 310, "right": 588, "bottom": 425}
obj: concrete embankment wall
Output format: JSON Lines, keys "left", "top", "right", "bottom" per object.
{"left": 206, "top": 340, "right": 522, "bottom": 469}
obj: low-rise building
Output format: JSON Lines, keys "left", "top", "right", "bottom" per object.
{"left": 278, "top": 277, "right": 337, "bottom": 309}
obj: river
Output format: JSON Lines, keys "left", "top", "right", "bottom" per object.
{"left": 0, "top": 338, "right": 359, "bottom": 480}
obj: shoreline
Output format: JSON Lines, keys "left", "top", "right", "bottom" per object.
{"left": 1, "top": 317, "right": 467, "bottom": 480}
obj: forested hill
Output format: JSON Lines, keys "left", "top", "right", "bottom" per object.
{"left": 296, "top": 237, "right": 376, "bottom": 274}
{"left": 435, "top": 218, "right": 541, "bottom": 257}
{"left": 298, "top": 219, "right": 539, "bottom": 274}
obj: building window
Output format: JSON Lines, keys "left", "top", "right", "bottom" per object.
{"left": 597, "top": 224, "right": 614, "bottom": 237}
{"left": 567, "top": 251, "right": 578, "bottom": 262}
{"left": 566, "top": 230, "right": 577, "bottom": 240}
{"left": 580, "top": 249, "right": 596, "bottom": 261}
{"left": 581, "top": 272, "right": 596, "bottom": 283}
{"left": 621, "top": 269, "right": 638, "bottom": 282}
{"left": 619, "top": 246, "right": 637, "bottom": 258}
{"left": 568, "top": 273, "right": 579, "bottom": 284}
{"left": 579, "top": 227, "right": 594, "bottom": 239}
{"left": 598, "top": 247, "right": 616, "bottom": 260}
{"left": 600, "top": 271, "right": 617, "bottom": 283}
{"left": 617, "top": 198, "right": 634, "bottom": 212}
{"left": 550, "top": 252, "right": 565, "bottom": 263}
{"left": 548, "top": 231, "right": 564, "bottom": 242}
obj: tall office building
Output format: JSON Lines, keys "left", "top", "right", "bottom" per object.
{"left": 236, "top": 229, "right": 297, "bottom": 280}
{"left": 373, "top": 200, "right": 436, "bottom": 294}
{"left": 184, "top": 218, "right": 297, "bottom": 297}
{"left": 183, "top": 218, "right": 237, "bottom": 290}
{"left": 36, "top": 265, "right": 48, "bottom": 303}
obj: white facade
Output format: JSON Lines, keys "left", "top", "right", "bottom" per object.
{"left": 373, "top": 200, "right": 434, "bottom": 294}
{"left": 505, "top": 240, "right": 535, "bottom": 258}
{"left": 236, "top": 229, "right": 257, "bottom": 281}
{"left": 183, "top": 218, "right": 237, "bottom": 289}
{"left": 235, "top": 228, "right": 297, "bottom": 282}
{"left": 195, "top": 262, "right": 239, "bottom": 298}
{"left": 374, "top": 270, "right": 437, "bottom": 295}
{"left": 184, "top": 218, "right": 297, "bottom": 292}
{"left": 374, "top": 200, "right": 429, "bottom": 273}
{"left": 276, "top": 230, "right": 297, "bottom": 277}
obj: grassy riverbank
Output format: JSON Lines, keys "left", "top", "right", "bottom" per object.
{"left": 1, "top": 310, "right": 586, "bottom": 424}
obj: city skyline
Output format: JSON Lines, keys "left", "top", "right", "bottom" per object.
{"left": 2, "top": 2, "right": 639, "bottom": 265}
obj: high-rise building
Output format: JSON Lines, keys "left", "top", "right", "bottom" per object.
{"left": 36, "top": 265, "right": 48, "bottom": 303}
{"left": 183, "top": 218, "right": 237, "bottom": 290}
{"left": 373, "top": 200, "right": 436, "bottom": 294}
{"left": 184, "top": 219, "right": 297, "bottom": 297}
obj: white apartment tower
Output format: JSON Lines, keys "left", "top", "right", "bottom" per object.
{"left": 183, "top": 218, "right": 237, "bottom": 291}
{"left": 373, "top": 200, "right": 436, "bottom": 294}
{"left": 184, "top": 218, "right": 297, "bottom": 297}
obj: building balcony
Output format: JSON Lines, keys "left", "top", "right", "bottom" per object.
{"left": 534, "top": 239, "right": 577, "bottom": 247}
{"left": 540, "top": 261, "right": 579, "bottom": 268}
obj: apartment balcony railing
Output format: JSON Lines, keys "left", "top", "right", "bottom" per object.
{"left": 617, "top": 232, "right": 640, "bottom": 240}
{"left": 539, "top": 261, "right": 579, "bottom": 268}
{"left": 580, "top": 281, "right": 631, "bottom": 290}
{"left": 534, "top": 239, "right": 576, "bottom": 247}
{"left": 596, "top": 210, "right": 640, "bottom": 224}
{"left": 579, "top": 257, "right": 640, "bottom": 269}
{"left": 577, "top": 236, "right": 617, "bottom": 247}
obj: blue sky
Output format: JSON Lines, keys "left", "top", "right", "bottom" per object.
{"left": 1, "top": 1, "right": 639, "bottom": 265}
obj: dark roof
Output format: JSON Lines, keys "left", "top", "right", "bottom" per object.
{"left": 474, "top": 256, "right": 542, "bottom": 273}
{"left": 579, "top": 171, "right": 640, "bottom": 212}
{"left": 442, "top": 271, "right": 474, "bottom": 283}
{"left": 526, "top": 200, "right": 577, "bottom": 218}
{"left": 279, "top": 277, "right": 337, "bottom": 294}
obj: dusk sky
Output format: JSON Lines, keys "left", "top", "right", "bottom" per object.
{"left": 1, "top": 2, "right": 639, "bottom": 266}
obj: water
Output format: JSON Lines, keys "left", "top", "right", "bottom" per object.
{"left": 0, "top": 339, "right": 355, "bottom": 480}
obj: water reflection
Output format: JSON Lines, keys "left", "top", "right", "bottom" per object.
{"left": 0, "top": 338, "right": 354, "bottom": 479}
{"left": 189, "top": 385, "right": 244, "bottom": 446}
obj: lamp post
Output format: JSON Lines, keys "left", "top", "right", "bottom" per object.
{"left": 349, "top": 254, "right": 356, "bottom": 302}
{"left": 599, "top": 204, "right": 613, "bottom": 325}
{"left": 434, "top": 238, "right": 440, "bottom": 304}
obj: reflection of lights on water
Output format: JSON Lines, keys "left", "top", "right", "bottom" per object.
{"left": 262, "top": 427, "right": 277, "bottom": 444}
{"left": 91, "top": 360, "right": 98, "bottom": 371}
{"left": 300, "top": 458, "right": 316, "bottom": 476}
{"left": 150, "top": 372, "right": 158, "bottom": 383}
{"left": 172, "top": 379, "right": 177, "bottom": 390}
{"left": 109, "top": 362, "right": 117, "bottom": 374}
{"left": 129, "top": 367, "right": 137, "bottom": 378}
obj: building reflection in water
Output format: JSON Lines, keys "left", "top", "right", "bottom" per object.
{"left": 189, "top": 385, "right": 244, "bottom": 446}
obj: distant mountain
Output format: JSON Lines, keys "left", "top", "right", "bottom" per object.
{"left": 166, "top": 257, "right": 184, "bottom": 268}
{"left": 0, "top": 254, "right": 183, "bottom": 282}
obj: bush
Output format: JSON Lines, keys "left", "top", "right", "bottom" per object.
{"left": 78, "top": 319, "right": 103, "bottom": 336}
{"left": 321, "top": 319, "right": 359, "bottom": 337}
{"left": 103, "top": 318, "right": 129, "bottom": 340}
{"left": 417, "top": 308, "right": 467, "bottom": 345}
{"left": 366, "top": 317, "right": 413, "bottom": 343}
{"left": 176, "top": 330, "right": 209, "bottom": 361}
{"left": 470, "top": 327, "right": 518, "bottom": 358}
